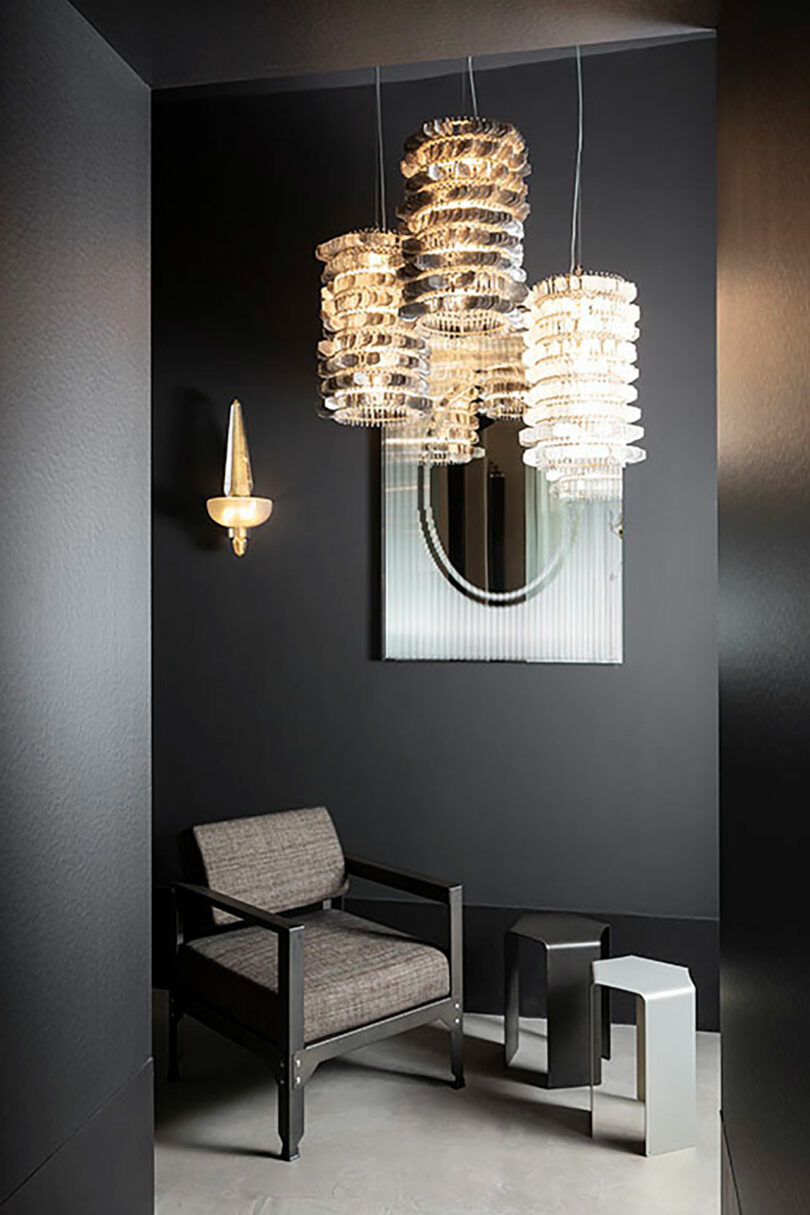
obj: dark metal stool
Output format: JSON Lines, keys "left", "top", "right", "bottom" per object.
{"left": 504, "top": 912, "right": 611, "bottom": 1088}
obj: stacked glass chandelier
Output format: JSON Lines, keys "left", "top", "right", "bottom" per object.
{"left": 315, "top": 53, "right": 646, "bottom": 497}
{"left": 517, "top": 47, "right": 644, "bottom": 499}
{"left": 398, "top": 117, "right": 530, "bottom": 337}
{"left": 316, "top": 229, "right": 430, "bottom": 426}
{"left": 421, "top": 337, "right": 482, "bottom": 464}
{"left": 477, "top": 330, "right": 530, "bottom": 420}
{"left": 520, "top": 272, "right": 643, "bottom": 499}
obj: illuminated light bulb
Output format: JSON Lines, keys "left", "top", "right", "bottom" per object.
{"left": 398, "top": 118, "right": 530, "bottom": 337}
{"left": 316, "top": 229, "right": 430, "bottom": 425}
{"left": 206, "top": 399, "right": 273, "bottom": 556}
{"left": 520, "top": 271, "right": 645, "bottom": 500}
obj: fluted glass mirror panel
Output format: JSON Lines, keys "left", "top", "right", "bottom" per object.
{"left": 382, "top": 420, "right": 623, "bottom": 662}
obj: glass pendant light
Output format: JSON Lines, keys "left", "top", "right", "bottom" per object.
{"left": 316, "top": 229, "right": 429, "bottom": 425}
{"left": 385, "top": 337, "right": 482, "bottom": 465}
{"left": 520, "top": 272, "right": 642, "bottom": 499}
{"left": 398, "top": 61, "right": 530, "bottom": 339}
{"left": 316, "top": 69, "right": 430, "bottom": 427}
{"left": 419, "top": 337, "right": 481, "bottom": 464}
{"left": 477, "top": 327, "right": 529, "bottom": 420}
{"left": 520, "top": 47, "right": 646, "bottom": 500}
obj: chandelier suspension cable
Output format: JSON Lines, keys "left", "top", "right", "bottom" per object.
{"left": 466, "top": 55, "right": 479, "bottom": 118}
{"left": 569, "top": 44, "right": 584, "bottom": 274}
{"left": 375, "top": 65, "right": 387, "bottom": 231}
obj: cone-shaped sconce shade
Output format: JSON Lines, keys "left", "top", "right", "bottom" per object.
{"left": 206, "top": 399, "right": 273, "bottom": 556}
{"left": 223, "top": 396, "right": 253, "bottom": 496}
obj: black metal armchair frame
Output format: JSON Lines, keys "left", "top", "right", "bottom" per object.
{"left": 169, "top": 854, "right": 464, "bottom": 1161}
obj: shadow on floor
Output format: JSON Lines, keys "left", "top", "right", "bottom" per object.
{"left": 153, "top": 995, "right": 591, "bottom": 1157}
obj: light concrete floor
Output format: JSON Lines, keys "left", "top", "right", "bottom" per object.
{"left": 154, "top": 995, "right": 720, "bottom": 1215}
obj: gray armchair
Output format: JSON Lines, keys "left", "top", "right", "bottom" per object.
{"left": 169, "top": 806, "right": 464, "bottom": 1160}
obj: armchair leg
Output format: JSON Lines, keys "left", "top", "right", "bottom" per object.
{"left": 168, "top": 994, "right": 181, "bottom": 1082}
{"left": 450, "top": 1004, "right": 465, "bottom": 1090}
{"left": 278, "top": 1065, "right": 304, "bottom": 1161}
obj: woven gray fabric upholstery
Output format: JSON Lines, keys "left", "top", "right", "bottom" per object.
{"left": 179, "top": 909, "right": 450, "bottom": 1044}
{"left": 193, "top": 807, "right": 346, "bottom": 925}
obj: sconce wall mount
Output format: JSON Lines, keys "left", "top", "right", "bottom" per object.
{"left": 206, "top": 399, "right": 273, "bottom": 556}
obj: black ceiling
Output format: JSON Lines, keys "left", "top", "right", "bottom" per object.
{"left": 69, "top": 0, "right": 719, "bottom": 90}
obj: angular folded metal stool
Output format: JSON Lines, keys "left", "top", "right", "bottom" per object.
{"left": 504, "top": 913, "right": 611, "bottom": 1088}
{"left": 590, "top": 955, "right": 696, "bottom": 1156}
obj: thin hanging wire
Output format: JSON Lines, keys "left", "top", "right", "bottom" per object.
{"left": 569, "top": 45, "right": 584, "bottom": 274}
{"left": 374, "top": 65, "right": 387, "bottom": 231}
{"left": 467, "top": 55, "right": 479, "bottom": 118}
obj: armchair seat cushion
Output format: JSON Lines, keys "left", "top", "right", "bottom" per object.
{"left": 179, "top": 909, "right": 450, "bottom": 1044}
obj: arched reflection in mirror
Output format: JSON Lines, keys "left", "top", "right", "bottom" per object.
{"left": 419, "top": 419, "right": 578, "bottom": 608}
{"left": 382, "top": 421, "right": 623, "bottom": 662}
{"left": 431, "top": 419, "right": 527, "bottom": 594}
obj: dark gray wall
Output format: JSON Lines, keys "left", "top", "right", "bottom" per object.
{"left": 718, "top": 4, "right": 810, "bottom": 1211}
{"left": 152, "top": 38, "right": 717, "bottom": 1006}
{"left": 0, "top": 0, "right": 152, "bottom": 1209}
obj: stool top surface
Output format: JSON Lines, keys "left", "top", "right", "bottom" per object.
{"left": 509, "top": 912, "right": 609, "bottom": 947}
{"left": 592, "top": 955, "right": 694, "bottom": 998}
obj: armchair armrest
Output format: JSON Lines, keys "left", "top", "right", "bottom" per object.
{"left": 344, "top": 855, "right": 461, "bottom": 905}
{"left": 174, "top": 882, "right": 303, "bottom": 937}
{"left": 344, "top": 855, "right": 463, "bottom": 1002}
{"left": 172, "top": 882, "right": 306, "bottom": 1056}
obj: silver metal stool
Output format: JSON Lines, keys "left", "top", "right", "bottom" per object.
{"left": 590, "top": 955, "right": 696, "bottom": 1156}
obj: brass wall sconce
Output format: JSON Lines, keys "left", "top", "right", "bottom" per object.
{"left": 206, "top": 399, "right": 273, "bottom": 556}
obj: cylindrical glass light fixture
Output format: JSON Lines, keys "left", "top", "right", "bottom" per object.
{"left": 476, "top": 328, "right": 529, "bottom": 420}
{"left": 398, "top": 118, "right": 530, "bottom": 338}
{"left": 420, "top": 338, "right": 481, "bottom": 465}
{"left": 413, "top": 404, "right": 481, "bottom": 466}
{"left": 520, "top": 271, "right": 645, "bottom": 501}
{"left": 316, "top": 230, "right": 430, "bottom": 426}
{"left": 388, "top": 338, "right": 481, "bottom": 465}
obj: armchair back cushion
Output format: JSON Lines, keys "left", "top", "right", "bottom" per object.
{"left": 193, "top": 807, "right": 347, "bottom": 924}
